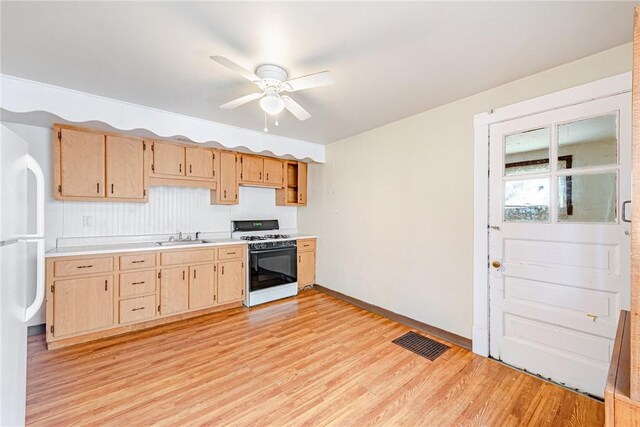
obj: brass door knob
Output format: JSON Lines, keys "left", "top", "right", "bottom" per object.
{"left": 492, "top": 260, "right": 501, "bottom": 268}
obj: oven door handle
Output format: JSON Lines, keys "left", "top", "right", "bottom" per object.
{"left": 250, "top": 247, "right": 297, "bottom": 254}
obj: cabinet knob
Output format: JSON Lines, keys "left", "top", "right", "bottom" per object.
{"left": 491, "top": 260, "right": 501, "bottom": 269}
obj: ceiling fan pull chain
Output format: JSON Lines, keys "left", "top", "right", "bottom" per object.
{"left": 264, "top": 111, "right": 268, "bottom": 133}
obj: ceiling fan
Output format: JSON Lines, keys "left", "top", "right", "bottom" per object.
{"left": 210, "top": 55, "right": 335, "bottom": 131}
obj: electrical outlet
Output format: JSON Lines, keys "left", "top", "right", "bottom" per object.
{"left": 82, "top": 215, "right": 93, "bottom": 227}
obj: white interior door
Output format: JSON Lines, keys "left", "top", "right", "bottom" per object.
{"left": 488, "top": 93, "right": 631, "bottom": 398}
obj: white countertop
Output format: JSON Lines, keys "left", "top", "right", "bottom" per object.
{"left": 45, "top": 234, "right": 317, "bottom": 258}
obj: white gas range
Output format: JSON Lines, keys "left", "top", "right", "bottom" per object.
{"left": 232, "top": 220, "right": 298, "bottom": 307}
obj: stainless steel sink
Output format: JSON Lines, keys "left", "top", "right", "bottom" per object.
{"left": 156, "top": 239, "right": 210, "bottom": 246}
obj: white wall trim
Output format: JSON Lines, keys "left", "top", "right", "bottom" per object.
{"left": 471, "top": 72, "right": 632, "bottom": 357}
{"left": 0, "top": 74, "right": 325, "bottom": 163}
{"left": 474, "top": 72, "right": 631, "bottom": 127}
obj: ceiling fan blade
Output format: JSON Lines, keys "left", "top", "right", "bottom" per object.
{"left": 285, "top": 71, "right": 335, "bottom": 92}
{"left": 283, "top": 96, "right": 311, "bottom": 121}
{"left": 220, "top": 92, "right": 264, "bottom": 110}
{"left": 210, "top": 56, "right": 260, "bottom": 83}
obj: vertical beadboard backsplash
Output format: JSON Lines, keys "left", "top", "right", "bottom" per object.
{"left": 60, "top": 185, "right": 297, "bottom": 238}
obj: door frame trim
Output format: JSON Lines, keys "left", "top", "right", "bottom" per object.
{"left": 472, "top": 72, "right": 631, "bottom": 357}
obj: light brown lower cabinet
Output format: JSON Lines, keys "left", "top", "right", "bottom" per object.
{"left": 45, "top": 245, "right": 246, "bottom": 349}
{"left": 160, "top": 266, "right": 189, "bottom": 315}
{"left": 218, "top": 260, "right": 244, "bottom": 303}
{"left": 51, "top": 274, "right": 114, "bottom": 338}
{"left": 297, "top": 238, "right": 317, "bottom": 288}
{"left": 189, "top": 264, "right": 217, "bottom": 309}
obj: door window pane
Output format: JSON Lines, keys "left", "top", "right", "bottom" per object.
{"left": 557, "top": 114, "right": 617, "bottom": 170}
{"left": 505, "top": 127, "right": 550, "bottom": 176}
{"left": 558, "top": 173, "right": 616, "bottom": 223}
{"left": 504, "top": 178, "right": 550, "bottom": 222}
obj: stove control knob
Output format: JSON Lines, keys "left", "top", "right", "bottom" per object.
{"left": 259, "top": 243, "right": 267, "bottom": 250}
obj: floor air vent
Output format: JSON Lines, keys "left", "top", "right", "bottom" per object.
{"left": 392, "top": 331, "right": 450, "bottom": 361}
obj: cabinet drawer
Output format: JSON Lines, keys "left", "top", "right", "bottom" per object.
{"left": 120, "top": 270, "right": 157, "bottom": 297}
{"left": 54, "top": 257, "right": 114, "bottom": 277}
{"left": 119, "top": 295, "right": 156, "bottom": 324}
{"left": 297, "top": 239, "right": 316, "bottom": 252}
{"left": 120, "top": 253, "right": 156, "bottom": 270}
{"left": 161, "top": 249, "right": 215, "bottom": 266}
{"left": 217, "top": 246, "right": 244, "bottom": 260}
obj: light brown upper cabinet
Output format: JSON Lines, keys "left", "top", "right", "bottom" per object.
{"left": 148, "top": 140, "right": 217, "bottom": 190}
{"left": 56, "top": 127, "right": 105, "bottom": 199}
{"left": 237, "top": 154, "right": 284, "bottom": 188}
{"left": 240, "top": 155, "right": 264, "bottom": 183}
{"left": 106, "top": 136, "right": 145, "bottom": 199}
{"left": 186, "top": 147, "right": 215, "bottom": 179}
{"left": 298, "top": 162, "right": 308, "bottom": 205}
{"left": 53, "top": 125, "right": 147, "bottom": 202}
{"left": 276, "top": 161, "right": 308, "bottom": 206}
{"left": 264, "top": 158, "right": 284, "bottom": 186}
{"left": 212, "top": 151, "right": 239, "bottom": 205}
{"left": 151, "top": 141, "right": 185, "bottom": 177}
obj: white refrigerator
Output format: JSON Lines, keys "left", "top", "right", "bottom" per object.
{"left": 0, "top": 124, "right": 45, "bottom": 426}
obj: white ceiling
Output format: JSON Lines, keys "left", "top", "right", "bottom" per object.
{"left": 0, "top": 1, "right": 634, "bottom": 145}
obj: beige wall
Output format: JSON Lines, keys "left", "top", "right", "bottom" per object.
{"left": 298, "top": 42, "right": 632, "bottom": 339}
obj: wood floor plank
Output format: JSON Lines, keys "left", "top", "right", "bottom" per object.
{"left": 26, "top": 290, "right": 603, "bottom": 426}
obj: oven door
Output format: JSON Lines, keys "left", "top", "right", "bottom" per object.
{"left": 249, "top": 247, "right": 297, "bottom": 292}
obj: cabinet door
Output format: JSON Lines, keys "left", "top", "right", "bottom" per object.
{"left": 218, "top": 260, "right": 244, "bottom": 304}
{"left": 241, "top": 155, "right": 264, "bottom": 183}
{"left": 189, "top": 264, "right": 216, "bottom": 309}
{"left": 106, "top": 136, "right": 145, "bottom": 199}
{"left": 59, "top": 128, "right": 105, "bottom": 198}
{"left": 153, "top": 142, "right": 185, "bottom": 177}
{"left": 298, "top": 251, "right": 316, "bottom": 286}
{"left": 297, "top": 162, "right": 308, "bottom": 205}
{"left": 160, "top": 267, "right": 188, "bottom": 315}
{"left": 186, "top": 147, "right": 214, "bottom": 179}
{"left": 218, "top": 151, "right": 238, "bottom": 203}
{"left": 264, "top": 158, "right": 284, "bottom": 186}
{"left": 53, "top": 275, "right": 114, "bottom": 337}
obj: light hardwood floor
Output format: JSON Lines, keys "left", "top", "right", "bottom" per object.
{"left": 26, "top": 290, "right": 603, "bottom": 426}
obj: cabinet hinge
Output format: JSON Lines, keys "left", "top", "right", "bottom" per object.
{"left": 57, "top": 185, "right": 62, "bottom": 193}
{"left": 158, "top": 272, "right": 161, "bottom": 279}
{"left": 242, "top": 262, "right": 244, "bottom": 268}
{"left": 51, "top": 285, "right": 55, "bottom": 293}
{"left": 143, "top": 142, "right": 146, "bottom": 150}
{"left": 151, "top": 143, "right": 154, "bottom": 152}
{"left": 242, "top": 289, "right": 244, "bottom": 296}
{"left": 235, "top": 194, "right": 238, "bottom": 200}
{"left": 143, "top": 189, "right": 146, "bottom": 196}
{"left": 157, "top": 305, "right": 160, "bottom": 313}
{"left": 57, "top": 130, "right": 62, "bottom": 141}
{"left": 214, "top": 265, "right": 217, "bottom": 272}
{"left": 240, "top": 172, "right": 243, "bottom": 179}
{"left": 151, "top": 164, "right": 155, "bottom": 172}
{"left": 240, "top": 157, "right": 243, "bottom": 163}
{"left": 50, "top": 325, "right": 54, "bottom": 334}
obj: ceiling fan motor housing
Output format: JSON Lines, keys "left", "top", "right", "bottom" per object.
{"left": 256, "top": 64, "right": 289, "bottom": 89}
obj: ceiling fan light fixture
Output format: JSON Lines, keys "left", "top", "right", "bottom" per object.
{"left": 259, "top": 94, "right": 285, "bottom": 115}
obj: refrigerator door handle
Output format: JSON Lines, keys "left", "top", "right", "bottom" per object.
{"left": 22, "top": 155, "right": 44, "bottom": 239}
{"left": 24, "top": 239, "right": 44, "bottom": 322}
{"left": 21, "top": 155, "right": 46, "bottom": 322}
